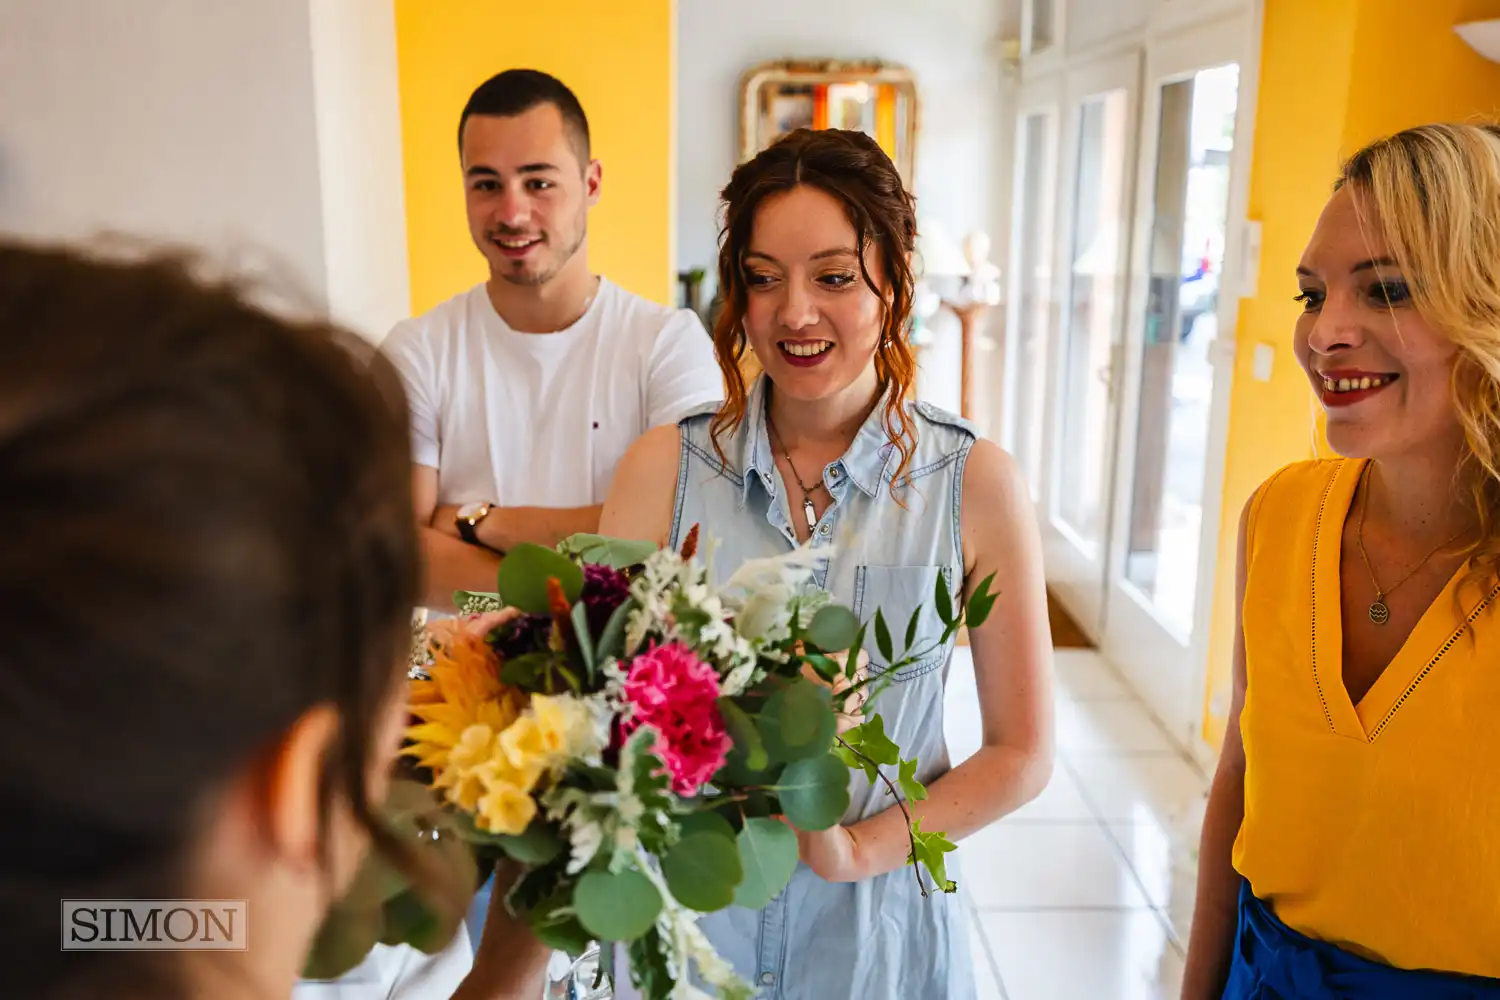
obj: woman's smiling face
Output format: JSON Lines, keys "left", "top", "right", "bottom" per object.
{"left": 740, "top": 185, "right": 887, "bottom": 403}
{"left": 1293, "top": 184, "right": 1463, "bottom": 460}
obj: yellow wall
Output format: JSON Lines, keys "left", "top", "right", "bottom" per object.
{"left": 1202, "top": 0, "right": 1500, "bottom": 746}
{"left": 393, "top": 0, "right": 676, "bottom": 316}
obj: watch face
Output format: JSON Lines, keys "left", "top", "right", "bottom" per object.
{"left": 457, "top": 501, "right": 488, "bottom": 521}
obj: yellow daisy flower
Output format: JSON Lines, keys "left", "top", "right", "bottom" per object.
{"left": 403, "top": 627, "right": 527, "bottom": 778}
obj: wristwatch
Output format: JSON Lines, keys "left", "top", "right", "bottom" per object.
{"left": 455, "top": 501, "right": 494, "bottom": 545}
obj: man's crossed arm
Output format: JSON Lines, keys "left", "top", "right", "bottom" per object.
{"left": 411, "top": 465, "right": 602, "bottom": 610}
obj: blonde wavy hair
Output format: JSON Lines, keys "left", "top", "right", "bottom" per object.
{"left": 1336, "top": 122, "right": 1500, "bottom": 595}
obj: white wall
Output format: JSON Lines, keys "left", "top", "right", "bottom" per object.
{"left": 0, "top": 0, "right": 328, "bottom": 294}
{"left": 676, "top": 0, "right": 1020, "bottom": 417}
{"left": 0, "top": 0, "right": 410, "bottom": 341}
{"left": 308, "top": 0, "right": 412, "bottom": 341}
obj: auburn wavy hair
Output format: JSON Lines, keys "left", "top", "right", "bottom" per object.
{"left": 1336, "top": 122, "right": 1500, "bottom": 597}
{"left": 709, "top": 128, "right": 919, "bottom": 495}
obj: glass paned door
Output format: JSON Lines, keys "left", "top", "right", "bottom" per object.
{"left": 1005, "top": 111, "right": 1058, "bottom": 497}
{"left": 1038, "top": 51, "right": 1141, "bottom": 640}
{"left": 1054, "top": 90, "right": 1131, "bottom": 558}
{"left": 1121, "top": 65, "right": 1240, "bottom": 641}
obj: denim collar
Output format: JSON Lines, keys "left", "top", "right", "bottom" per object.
{"left": 736, "top": 375, "right": 899, "bottom": 504}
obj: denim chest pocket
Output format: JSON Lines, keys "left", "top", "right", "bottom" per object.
{"left": 852, "top": 565, "right": 955, "bottom": 681}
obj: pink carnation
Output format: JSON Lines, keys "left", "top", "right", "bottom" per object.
{"left": 621, "top": 642, "right": 731, "bottom": 796}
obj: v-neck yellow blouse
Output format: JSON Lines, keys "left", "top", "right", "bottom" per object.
{"left": 1232, "top": 458, "right": 1500, "bottom": 977}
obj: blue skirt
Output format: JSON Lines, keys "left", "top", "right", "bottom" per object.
{"left": 1225, "top": 881, "right": 1500, "bottom": 998}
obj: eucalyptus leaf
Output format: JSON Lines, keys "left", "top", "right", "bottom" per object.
{"left": 776, "top": 753, "right": 851, "bottom": 831}
{"left": 732, "top": 817, "right": 800, "bottom": 910}
{"left": 574, "top": 869, "right": 662, "bottom": 942}
{"left": 494, "top": 821, "right": 567, "bottom": 865}
{"left": 302, "top": 903, "right": 384, "bottom": 980}
{"left": 380, "top": 889, "right": 449, "bottom": 953}
{"left": 530, "top": 911, "right": 595, "bottom": 956}
{"left": 559, "top": 533, "right": 660, "bottom": 569}
{"left": 662, "top": 832, "right": 742, "bottom": 912}
{"left": 679, "top": 810, "right": 737, "bottom": 843}
{"left": 806, "top": 604, "right": 860, "bottom": 652}
{"left": 718, "top": 697, "right": 768, "bottom": 772}
{"left": 495, "top": 543, "right": 585, "bottom": 614}
{"left": 758, "top": 679, "right": 835, "bottom": 762}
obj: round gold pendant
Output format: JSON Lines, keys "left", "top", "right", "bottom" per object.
{"left": 1368, "top": 600, "right": 1390, "bottom": 625}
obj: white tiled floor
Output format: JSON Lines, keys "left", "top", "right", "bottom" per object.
{"left": 945, "top": 648, "right": 1210, "bottom": 1000}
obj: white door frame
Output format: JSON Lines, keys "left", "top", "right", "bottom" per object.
{"left": 1001, "top": 73, "right": 1065, "bottom": 502}
{"left": 1039, "top": 48, "right": 1144, "bottom": 639}
{"left": 1097, "top": 4, "right": 1263, "bottom": 758}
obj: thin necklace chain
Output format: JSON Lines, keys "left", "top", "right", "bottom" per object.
{"left": 766, "top": 415, "right": 824, "bottom": 532}
{"left": 1354, "top": 462, "right": 1467, "bottom": 625}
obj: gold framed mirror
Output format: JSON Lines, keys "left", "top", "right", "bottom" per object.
{"left": 738, "top": 60, "right": 920, "bottom": 187}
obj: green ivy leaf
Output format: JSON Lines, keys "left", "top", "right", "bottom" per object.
{"left": 758, "top": 679, "right": 835, "bottom": 762}
{"left": 843, "top": 713, "right": 900, "bottom": 768}
{"left": 873, "top": 609, "right": 894, "bottom": 663}
{"left": 661, "top": 832, "right": 742, "bottom": 913}
{"left": 574, "top": 868, "right": 662, "bottom": 942}
{"left": 832, "top": 741, "right": 879, "bottom": 783}
{"left": 776, "top": 753, "right": 851, "bottom": 831}
{"left": 910, "top": 818, "right": 958, "bottom": 894}
{"left": 897, "top": 757, "right": 929, "bottom": 803}
{"left": 935, "top": 569, "right": 955, "bottom": 627}
{"left": 732, "top": 817, "right": 800, "bottom": 910}
{"left": 718, "top": 698, "right": 768, "bottom": 772}
{"left": 806, "top": 604, "right": 860, "bottom": 652}
{"left": 495, "top": 542, "right": 585, "bottom": 614}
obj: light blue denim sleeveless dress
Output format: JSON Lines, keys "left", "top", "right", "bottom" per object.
{"left": 644, "top": 374, "right": 980, "bottom": 1000}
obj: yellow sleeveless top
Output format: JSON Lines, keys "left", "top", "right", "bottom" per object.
{"left": 1232, "top": 458, "right": 1500, "bottom": 977}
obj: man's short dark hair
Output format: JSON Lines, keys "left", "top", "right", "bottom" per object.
{"left": 458, "top": 69, "right": 591, "bottom": 167}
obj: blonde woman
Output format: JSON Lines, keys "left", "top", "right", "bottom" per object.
{"left": 1182, "top": 123, "right": 1500, "bottom": 997}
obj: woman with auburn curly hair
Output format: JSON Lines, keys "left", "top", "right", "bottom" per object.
{"left": 1182, "top": 123, "right": 1500, "bottom": 998}
{"left": 600, "top": 128, "right": 1055, "bottom": 998}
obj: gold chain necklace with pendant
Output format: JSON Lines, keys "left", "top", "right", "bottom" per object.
{"left": 1354, "top": 462, "right": 1467, "bottom": 625}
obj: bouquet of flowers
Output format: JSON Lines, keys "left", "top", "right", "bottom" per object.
{"left": 306, "top": 529, "right": 996, "bottom": 999}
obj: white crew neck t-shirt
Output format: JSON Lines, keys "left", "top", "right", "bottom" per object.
{"left": 382, "top": 278, "right": 722, "bottom": 507}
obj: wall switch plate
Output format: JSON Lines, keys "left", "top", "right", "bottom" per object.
{"left": 1253, "top": 343, "right": 1275, "bottom": 382}
{"left": 1238, "top": 220, "right": 1263, "bottom": 300}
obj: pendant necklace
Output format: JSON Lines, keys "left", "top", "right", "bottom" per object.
{"left": 1354, "top": 462, "right": 1466, "bottom": 626}
{"left": 766, "top": 417, "right": 823, "bottom": 533}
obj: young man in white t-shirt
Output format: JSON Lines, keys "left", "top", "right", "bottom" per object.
{"left": 384, "top": 69, "right": 721, "bottom": 614}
